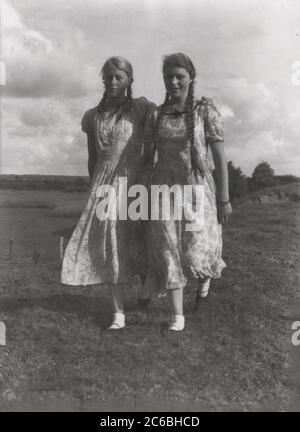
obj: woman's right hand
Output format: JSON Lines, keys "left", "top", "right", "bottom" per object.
{"left": 217, "top": 201, "right": 232, "bottom": 224}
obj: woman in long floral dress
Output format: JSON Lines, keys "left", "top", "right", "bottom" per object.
{"left": 61, "top": 57, "right": 155, "bottom": 330}
{"left": 140, "top": 53, "right": 232, "bottom": 331}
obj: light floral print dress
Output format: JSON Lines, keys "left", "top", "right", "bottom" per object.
{"left": 61, "top": 97, "right": 154, "bottom": 286}
{"left": 144, "top": 97, "right": 226, "bottom": 296}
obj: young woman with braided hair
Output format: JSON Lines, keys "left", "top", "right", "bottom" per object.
{"left": 61, "top": 56, "right": 155, "bottom": 330}
{"left": 140, "top": 53, "right": 232, "bottom": 331}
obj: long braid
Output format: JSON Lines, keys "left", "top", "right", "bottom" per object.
{"left": 99, "top": 56, "right": 134, "bottom": 120}
{"left": 187, "top": 81, "right": 205, "bottom": 178}
{"left": 97, "top": 91, "right": 108, "bottom": 113}
{"left": 125, "top": 84, "right": 133, "bottom": 110}
{"left": 116, "top": 83, "right": 133, "bottom": 122}
{"left": 153, "top": 92, "right": 169, "bottom": 150}
{"left": 187, "top": 80, "right": 195, "bottom": 149}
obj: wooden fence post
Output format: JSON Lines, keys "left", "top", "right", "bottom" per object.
{"left": 60, "top": 236, "right": 65, "bottom": 260}
{"left": 9, "top": 237, "right": 13, "bottom": 259}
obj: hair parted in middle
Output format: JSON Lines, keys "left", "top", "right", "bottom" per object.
{"left": 153, "top": 53, "right": 197, "bottom": 152}
{"left": 98, "top": 56, "right": 133, "bottom": 121}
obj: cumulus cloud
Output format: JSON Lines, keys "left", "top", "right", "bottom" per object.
{"left": 2, "top": 0, "right": 92, "bottom": 98}
{"left": 21, "top": 103, "right": 60, "bottom": 128}
{"left": 2, "top": 0, "right": 300, "bottom": 176}
{"left": 2, "top": 116, "right": 88, "bottom": 176}
{"left": 1, "top": 93, "right": 92, "bottom": 175}
{"left": 207, "top": 77, "right": 300, "bottom": 175}
{"left": 4, "top": 56, "right": 91, "bottom": 98}
{"left": 1, "top": 0, "right": 22, "bottom": 29}
{"left": 207, "top": 78, "right": 280, "bottom": 133}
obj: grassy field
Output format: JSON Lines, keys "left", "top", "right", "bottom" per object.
{"left": 0, "top": 189, "right": 299, "bottom": 411}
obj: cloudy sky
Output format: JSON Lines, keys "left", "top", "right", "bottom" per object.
{"left": 1, "top": 0, "right": 300, "bottom": 176}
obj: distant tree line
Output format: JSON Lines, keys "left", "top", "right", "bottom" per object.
{"left": 227, "top": 161, "right": 300, "bottom": 201}
{"left": 0, "top": 176, "right": 90, "bottom": 192}
{"left": 0, "top": 163, "right": 299, "bottom": 198}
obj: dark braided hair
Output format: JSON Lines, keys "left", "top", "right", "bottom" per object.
{"left": 116, "top": 81, "right": 133, "bottom": 121}
{"left": 154, "top": 53, "right": 203, "bottom": 174}
{"left": 186, "top": 79, "right": 195, "bottom": 149}
{"left": 162, "top": 53, "right": 196, "bottom": 141}
{"left": 98, "top": 91, "right": 108, "bottom": 112}
{"left": 153, "top": 92, "right": 169, "bottom": 149}
{"left": 97, "top": 56, "right": 133, "bottom": 121}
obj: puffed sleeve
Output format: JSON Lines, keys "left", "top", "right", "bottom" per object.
{"left": 202, "top": 97, "right": 224, "bottom": 144}
{"left": 81, "top": 110, "right": 91, "bottom": 134}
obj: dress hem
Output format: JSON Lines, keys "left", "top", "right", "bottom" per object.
{"left": 154, "top": 261, "right": 227, "bottom": 294}
{"left": 61, "top": 275, "right": 142, "bottom": 287}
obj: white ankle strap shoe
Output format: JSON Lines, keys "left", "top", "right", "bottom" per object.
{"left": 168, "top": 315, "right": 185, "bottom": 331}
{"left": 107, "top": 312, "right": 125, "bottom": 330}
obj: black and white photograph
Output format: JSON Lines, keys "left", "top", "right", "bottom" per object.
{"left": 0, "top": 0, "right": 299, "bottom": 413}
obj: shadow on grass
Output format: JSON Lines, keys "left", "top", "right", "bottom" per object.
{"left": 0, "top": 294, "right": 112, "bottom": 330}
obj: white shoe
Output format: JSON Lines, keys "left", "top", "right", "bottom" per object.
{"left": 168, "top": 315, "right": 185, "bottom": 331}
{"left": 107, "top": 312, "right": 125, "bottom": 330}
{"left": 198, "top": 278, "right": 210, "bottom": 298}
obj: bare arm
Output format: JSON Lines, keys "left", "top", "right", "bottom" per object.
{"left": 210, "top": 140, "right": 229, "bottom": 201}
{"left": 87, "top": 133, "right": 97, "bottom": 182}
{"left": 210, "top": 140, "right": 232, "bottom": 223}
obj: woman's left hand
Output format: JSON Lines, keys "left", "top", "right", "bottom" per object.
{"left": 217, "top": 202, "right": 232, "bottom": 224}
